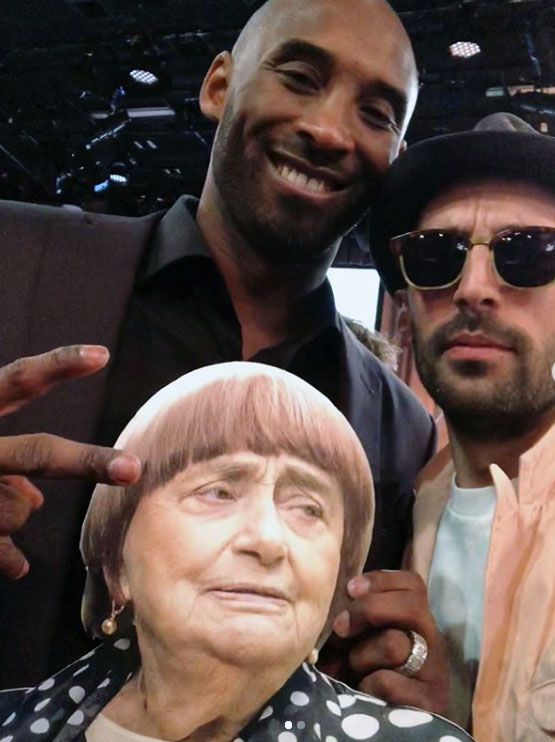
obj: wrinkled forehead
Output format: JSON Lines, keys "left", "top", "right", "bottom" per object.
{"left": 236, "top": 0, "right": 416, "bottom": 93}
{"left": 418, "top": 179, "right": 555, "bottom": 233}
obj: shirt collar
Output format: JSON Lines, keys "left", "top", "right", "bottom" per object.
{"left": 140, "top": 195, "right": 209, "bottom": 283}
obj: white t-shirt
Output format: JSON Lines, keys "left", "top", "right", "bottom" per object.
{"left": 86, "top": 713, "right": 164, "bottom": 742}
{"left": 428, "top": 475, "right": 497, "bottom": 728}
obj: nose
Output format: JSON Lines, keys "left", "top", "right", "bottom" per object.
{"left": 233, "top": 490, "right": 288, "bottom": 566}
{"left": 296, "top": 88, "right": 356, "bottom": 155}
{"left": 452, "top": 243, "right": 502, "bottom": 311}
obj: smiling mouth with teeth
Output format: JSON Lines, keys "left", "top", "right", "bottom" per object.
{"left": 275, "top": 162, "right": 333, "bottom": 194}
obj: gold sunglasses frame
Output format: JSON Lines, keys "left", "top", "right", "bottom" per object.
{"left": 389, "top": 226, "right": 555, "bottom": 291}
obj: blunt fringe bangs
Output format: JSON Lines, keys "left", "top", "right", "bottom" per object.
{"left": 81, "top": 373, "right": 374, "bottom": 636}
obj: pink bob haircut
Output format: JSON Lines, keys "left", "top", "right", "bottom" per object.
{"left": 81, "top": 362, "right": 374, "bottom": 638}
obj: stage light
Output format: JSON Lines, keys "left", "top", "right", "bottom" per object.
{"left": 130, "top": 69, "right": 159, "bottom": 85}
{"left": 449, "top": 41, "right": 481, "bottom": 59}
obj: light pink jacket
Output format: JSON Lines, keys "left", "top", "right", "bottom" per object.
{"left": 404, "top": 422, "right": 555, "bottom": 741}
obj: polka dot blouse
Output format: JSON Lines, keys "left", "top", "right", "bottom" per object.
{"left": 0, "top": 635, "right": 475, "bottom": 742}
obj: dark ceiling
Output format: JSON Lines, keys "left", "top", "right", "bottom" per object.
{"left": 1, "top": 0, "right": 554, "bottom": 265}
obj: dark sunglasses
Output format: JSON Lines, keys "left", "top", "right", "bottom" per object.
{"left": 390, "top": 226, "right": 555, "bottom": 290}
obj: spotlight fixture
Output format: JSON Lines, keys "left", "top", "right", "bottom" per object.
{"left": 109, "top": 161, "right": 129, "bottom": 185}
{"left": 449, "top": 41, "right": 481, "bottom": 59}
{"left": 129, "top": 69, "right": 159, "bottom": 86}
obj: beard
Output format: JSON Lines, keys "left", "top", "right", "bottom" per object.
{"left": 413, "top": 311, "right": 555, "bottom": 441}
{"left": 210, "top": 104, "right": 379, "bottom": 266}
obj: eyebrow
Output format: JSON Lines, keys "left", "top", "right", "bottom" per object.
{"left": 276, "top": 463, "right": 337, "bottom": 497}
{"left": 269, "top": 38, "right": 409, "bottom": 125}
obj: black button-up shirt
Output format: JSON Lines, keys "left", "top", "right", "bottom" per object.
{"left": 97, "top": 196, "right": 344, "bottom": 447}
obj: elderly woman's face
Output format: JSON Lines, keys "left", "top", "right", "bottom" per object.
{"left": 116, "top": 452, "right": 344, "bottom": 666}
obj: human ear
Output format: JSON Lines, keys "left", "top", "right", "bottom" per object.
{"left": 393, "top": 289, "right": 413, "bottom": 346}
{"left": 199, "top": 51, "right": 233, "bottom": 122}
{"left": 102, "top": 564, "right": 131, "bottom": 607}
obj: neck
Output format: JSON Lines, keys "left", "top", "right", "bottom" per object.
{"left": 105, "top": 638, "right": 296, "bottom": 742}
{"left": 447, "top": 408, "right": 555, "bottom": 488}
{"left": 196, "top": 180, "right": 337, "bottom": 359}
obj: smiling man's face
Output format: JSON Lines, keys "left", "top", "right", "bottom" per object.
{"left": 200, "top": 0, "right": 417, "bottom": 263}
{"left": 407, "top": 181, "right": 555, "bottom": 439}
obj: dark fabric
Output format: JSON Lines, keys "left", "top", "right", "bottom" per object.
{"left": 369, "top": 127, "right": 555, "bottom": 293}
{"left": 0, "top": 639, "right": 475, "bottom": 742}
{"left": 0, "top": 197, "right": 435, "bottom": 689}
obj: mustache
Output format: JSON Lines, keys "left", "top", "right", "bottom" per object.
{"left": 425, "top": 312, "right": 528, "bottom": 356}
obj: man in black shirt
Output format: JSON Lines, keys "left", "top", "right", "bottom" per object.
{"left": 0, "top": 0, "right": 442, "bottom": 708}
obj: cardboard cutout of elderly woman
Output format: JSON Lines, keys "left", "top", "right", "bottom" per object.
{"left": 0, "top": 363, "right": 473, "bottom": 742}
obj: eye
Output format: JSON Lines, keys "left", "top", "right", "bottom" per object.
{"left": 278, "top": 64, "right": 321, "bottom": 93}
{"left": 360, "top": 102, "right": 398, "bottom": 132}
{"left": 196, "top": 486, "right": 235, "bottom": 501}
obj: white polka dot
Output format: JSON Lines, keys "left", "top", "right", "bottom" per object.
{"left": 552, "top": 362, "right": 555, "bottom": 382}
{"left": 326, "top": 700, "right": 341, "bottom": 716}
{"left": 68, "top": 711, "right": 85, "bottom": 726}
{"left": 388, "top": 709, "right": 433, "bottom": 728}
{"left": 278, "top": 733, "right": 297, "bottom": 742}
{"left": 297, "top": 721, "right": 305, "bottom": 730}
{"left": 69, "top": 686, "right": 85, "bottom": 703}
{"left": 38, "top": 678, "right": 54, "bottom": 691}
{"left": 439, "top": 738, "right": 463, "bottom": 742}
{"left": 290, "top": 691, "right": 310, "bottom": 707}
{"left": 114, "top": 638, "right": 131, "bottom": 650}
{"left": 232, "top": 738, "right": 244, "bottom": 742}
{"left": 285, "top": 721, "right": 293, "bottom": 730}
{"left": 1, "top": 713, "right": 15, "bottom": 727}
{"left": 341, "top": 714, "right": 380, "bottom": 740}
{"left": 30, "top": 718, "right": 50, "bottom": 734}
{"left": 355, "top": 694, "right": 387, "bottom": 707}
{"left": 81, "top": 650, "right": 96, "bottom": 660}
{"left": 314, "top": 723, "right": 321, "bottom": 739}
{"left": 33, "top": 699, "right": 50, "bottom": 712}
{"left": 338, "top": 694, "right": 357, "bottom": 709}
{"left": 259, "top": 706, "right": 273, "bottom": 720}
{"left": 0, "top": 735, "right": 14, "bottom": 742}
{"left": 72, "top": 664, "right": 89, "bottom": 677}
{"left": 98, "top": 677, "right": 111, "bottom": 689}
{"left": 325, "top": 736, "right": 338, "bottom": 742}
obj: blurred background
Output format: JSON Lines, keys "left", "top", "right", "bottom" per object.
{"left": 1, "top": 0, "right": 550, "bottom": 425}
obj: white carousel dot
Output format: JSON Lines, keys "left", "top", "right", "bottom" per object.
{"left": 355, "top": 694, "right": 387, "bottom": 707}
{"left": 69, "top": 686, "right": 86, "bottom": 703}
{"left": 38, "top": 678, "right": 55, "bottom": 691}
{"left": 232, "top": 738, "right": 244, "bottom": 742}
{"left": 326, "top": 700, "right": 341, "bottom": 716}
{"left": 81, "top": 650, "right": 96, "bottom": 660}
{"left": 388, "top": 709, "right": 433, "bottom": 728}
{"left": 33, "top": 699, "right": 50, "bottom": 712}
{"left": 314, "top": 723, "right": 321, "bottom": 739}
{"left": 98, "top": 677, "right": 111, "bottom": 689}
{"left": 30, "top": 718, "right": 50, "bottom": 734}
{"left": 278, "top": 733, "right": 297, "bottom": 742}
{"left": 341, "top": 714, "right": 380, "bottom": 740}
{"left": 338, "top": 694, "right": 357, "bottom": 709}
{"left": 297, "top": 721, "right": 306, "bottom": 730}
{"left": 1, "top": 713, "right": 15, "bottom": 727}
{"left": 0, "top": 736, "right": 14, "bottom": 742}
{"left": 290, "top": 691, "right": 310, "bottom": 707}
{"left": 114, "top": 638, "right": 131, "bottom": 650}
{"left": 325, "top": 736, "right": 338, "bottom": 742}
{"left": 285, "top": 721, "right": 293, "bottom": 730}
{"left": 68, "top": 711, "right": 85, "bottom": 726}
{"left": 439, "top": 737, "right": 463, "bottom": 742}
{"left": 259, "top": 706, "right": 273, "bottom": 720}
{"left": 72, "top": 665, "right": 89, "bottom": 677}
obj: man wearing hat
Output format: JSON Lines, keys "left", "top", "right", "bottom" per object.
{"left": 370, "top": 112, "right": 555, "bottom": 741}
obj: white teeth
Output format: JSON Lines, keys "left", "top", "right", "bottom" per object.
{"left": 276, "top": 163, "right": 329, "bottom": 193}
